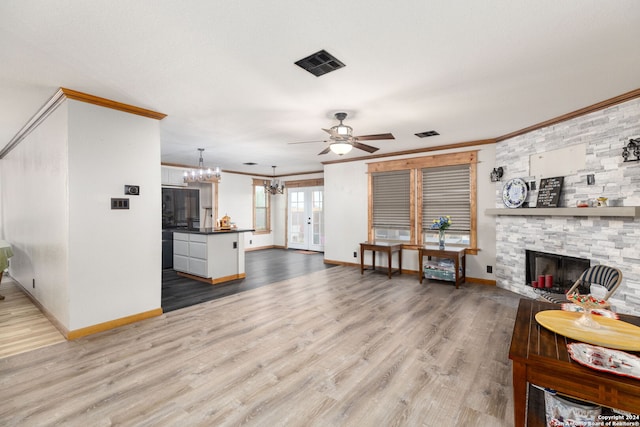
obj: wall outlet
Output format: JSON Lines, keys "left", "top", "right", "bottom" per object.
{"left": 249, "top": 239, "right": 252, "bottom": 244}
{"left": 32, "top": 278, "right": 35, "bottom": 288}
{"left": 486, "top": 265, "right": 493, "bottom": 274}
{"left": 353, "top": 251, "right": 357, "bottom": 258}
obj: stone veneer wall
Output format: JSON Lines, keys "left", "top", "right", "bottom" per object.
{"left": 495, "top": 97, "right": 640, "bottom": 314}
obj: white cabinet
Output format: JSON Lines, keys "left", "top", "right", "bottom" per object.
{"left": 161, "top": 166, "right": 187, "bottom": 187}
{"left": 172, "top": 231, "right": 244, "bottom": 282}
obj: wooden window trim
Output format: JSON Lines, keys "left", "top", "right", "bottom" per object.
{"left": 367, "top": 150, "right": 478, "bottom": 253}
{"left": 252, "top": 178, "right": 271, "bottom": 233}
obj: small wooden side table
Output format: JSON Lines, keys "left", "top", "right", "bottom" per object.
{"left": 418, "top": 246, "right": 466, "bottom": 288}
{"left": 360, "top": 241, "right": 403, "bottom": 279}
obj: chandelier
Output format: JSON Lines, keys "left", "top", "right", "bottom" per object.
{"left": 264, "top": 166, "right": 285, "bottom": 195}
{"left": 183, "top": 148, "right": 221, "bottom": 183}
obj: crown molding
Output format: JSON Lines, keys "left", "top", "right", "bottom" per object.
{"left": 60, "top": 88, "right": 166, "bottom": 120}
{"left": 0, "top": 88, "right": 166, "bottom": 158}
{"left": 496, "top": 87, "right": 640, "bottom": 142}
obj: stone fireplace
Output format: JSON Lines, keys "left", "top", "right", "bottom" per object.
{"left": 525, "top": 250, "right": 590, "bottom": 293}
{"left": 492, "top": 96, "right": 640, "bottom": 314}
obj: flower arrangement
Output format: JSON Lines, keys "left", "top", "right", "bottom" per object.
{"left": 430, "top": 215, "right": 452, "bottom": 230}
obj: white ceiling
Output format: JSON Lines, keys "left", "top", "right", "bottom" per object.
{"left": 1, "top": 1, "right": 639, "bottom": 176}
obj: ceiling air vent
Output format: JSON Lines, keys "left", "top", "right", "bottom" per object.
{"left": 415, "top": 130, "right": 440, "bottom": 138}
{"left": 294, "top": 50, "right": 345, "bottom": 77}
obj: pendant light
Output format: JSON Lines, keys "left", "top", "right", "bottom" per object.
{"left": 183, "top": 148, "right": 221, "bottom": 183}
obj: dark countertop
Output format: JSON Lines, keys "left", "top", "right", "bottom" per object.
{"left": 172, "top": 228, "right": 254, "bottom": 235}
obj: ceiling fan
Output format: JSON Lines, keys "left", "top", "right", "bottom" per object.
{"left": 290, "top": 112, "right": 395, "bottom": 155}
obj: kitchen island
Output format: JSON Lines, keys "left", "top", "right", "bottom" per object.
{"left": 173, "top": 228, "right": 254, "bottom": 285}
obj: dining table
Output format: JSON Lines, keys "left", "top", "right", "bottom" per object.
{"left": 509, "top": 298, "right": 640, "bottom": 426}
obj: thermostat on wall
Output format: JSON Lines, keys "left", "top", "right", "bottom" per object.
{"left": 124, "top": 185, "right": 140, "bottom": 195}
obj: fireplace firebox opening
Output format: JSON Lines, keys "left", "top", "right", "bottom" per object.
{"left": 525, "top": 250, "right": 590, "bottom": 294}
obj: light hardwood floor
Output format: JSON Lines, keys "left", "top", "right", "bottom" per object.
{"left": 0, "top": 280, "right": 65, "bottom": 358}
{"left": 0, "top": 266, "right": 522, "bottom": 426}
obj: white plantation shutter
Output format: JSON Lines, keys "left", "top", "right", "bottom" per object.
{"left": 422, "top": 165, "right": 470, "bottom": 232}
{"left": 372, "top": 170, "right": 410, "bottom": 229}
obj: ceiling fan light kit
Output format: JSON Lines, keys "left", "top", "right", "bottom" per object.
{"left": 330, "top": 141, "right": 353, "bottom": 155}
{"left": 183, "top": 148, "right": 221, "bottom": 183}
{"left": 330, "top": 112, "right": 353, "bottom": 137}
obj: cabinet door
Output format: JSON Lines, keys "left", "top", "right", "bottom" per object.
{"left": 161, "top": 166, "right": 187, "bottom": 187}
{"left": 189, "top": 242, "right": 207, "bottom": 259}
{"left": 173, "top": 254, "right": 189, "bottom": 273}
{"left": 189, "top": 258, "right": 208, "bottom": 277}
{"left": 174, "top": 240, "right": 189, "bottom": 257}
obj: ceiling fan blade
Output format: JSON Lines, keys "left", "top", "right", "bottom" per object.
{"left": 318, "top": 147, "right": 331, "bottom": 155}
{"left": 354, "top": 133, "right": 395, "bottom": 141}
{"left": 322, "top": 128, "right": 341, "bottom": 138}
{"left": 352, "top": 142, "right": 379, "bottom": 153}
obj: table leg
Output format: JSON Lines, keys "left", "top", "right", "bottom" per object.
{"left": 0, "top": 271, "right": 4, "bottom": 300}
{"left": 461, "top": 253, "right": 466, "bottom": 286}
{"left": 360, "top": 246, "right": 365, "bottom": 275}
{"left": 511, "top": 361, "right": 527, "bottom": 427}
{"left": 419, "top": 250, "right": 423, "bottom": 284}
{"left": 454, "top": 254, "right": 460, "bottom": 289}
{"left": 372, "top": 251, "right": 376, "bottom": 272}
{"left": 398, "top": 249, "right": 402, "bottom": 276}
{"left": 387, "top": 249, "right": 392, "bottom": 279}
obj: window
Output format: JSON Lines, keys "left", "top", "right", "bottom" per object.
{"left": 253, "top": 179, "right": 270, "bottom": 233}
{"left": 422, "top": 165, "right": 471, "bottom": 246}
{"left": 368, "top": 151, "right": 477, "bottom": 252}
{"left": 372, "top": 170, "right": 411, "bottom": 242}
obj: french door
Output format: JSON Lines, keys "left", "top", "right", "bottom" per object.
{"left": 287, "top": 186, "right": 324, "bottom": 251}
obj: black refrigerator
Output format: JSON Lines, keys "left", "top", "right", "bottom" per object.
{"left": 162, "top": 188, "right": 200, "bottom": 268}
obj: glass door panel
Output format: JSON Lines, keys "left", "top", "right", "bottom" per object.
{"left": 287, "top": 187, "right": 324, "bottom": 251}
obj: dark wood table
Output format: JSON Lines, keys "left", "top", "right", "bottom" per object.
{"left": 418, "top": 246, "right": 466, "bottom": 288}
{"left": 509, "top": 298, "right": 640, "bottom": 427}
{"left": 360, "top": 241, "right": 402, "bottom": 279}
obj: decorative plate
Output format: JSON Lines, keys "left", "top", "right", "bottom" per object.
{"left": 502, "top": 178, "right": 528, "bottom": 208}
{"left": 561, "top": 303, "right": 620, "bottom": 320}
{"left": 567, "top": 342, "right": 640, "bottom": 380}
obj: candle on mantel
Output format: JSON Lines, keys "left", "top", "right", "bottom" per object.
{"left": 532, "top": 281, "right": 538, "bottom": 288}
{"left": 538, "top": 275, "right": 545, "bottom": 289}
{"left": 545, "top": 275, "right": 553, "bottom": 288}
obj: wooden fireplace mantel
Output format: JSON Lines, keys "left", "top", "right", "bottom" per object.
{"left": 485, "top": 206, "right": 640, "bottom": 218}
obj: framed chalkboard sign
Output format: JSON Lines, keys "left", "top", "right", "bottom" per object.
{"left": 536, "top": 177, "right": 564, "bottom": 207}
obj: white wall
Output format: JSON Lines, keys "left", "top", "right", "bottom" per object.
{"left": 67, "top": 100, "right": 161, "bottom": 330}
{"left": 1, "top": 102, "right": 71, "bottom": 325}
{"left": 1, "top": 98, "right": 162, "bottom": 332}
{"left": 324, "top": 145, "right": 498, "bottom": 281}
{"left": 217, "top": 171, "right": 324, "bottom": 250}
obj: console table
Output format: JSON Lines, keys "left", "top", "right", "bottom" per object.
{"left": 418, "top": 246, "right": 466, "bottom": 288}
{"left": 509, "top": 298, "right": 640, "bottom": 427}
{"left": 360, "top": 241, "right": 402, "bottom": 279}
